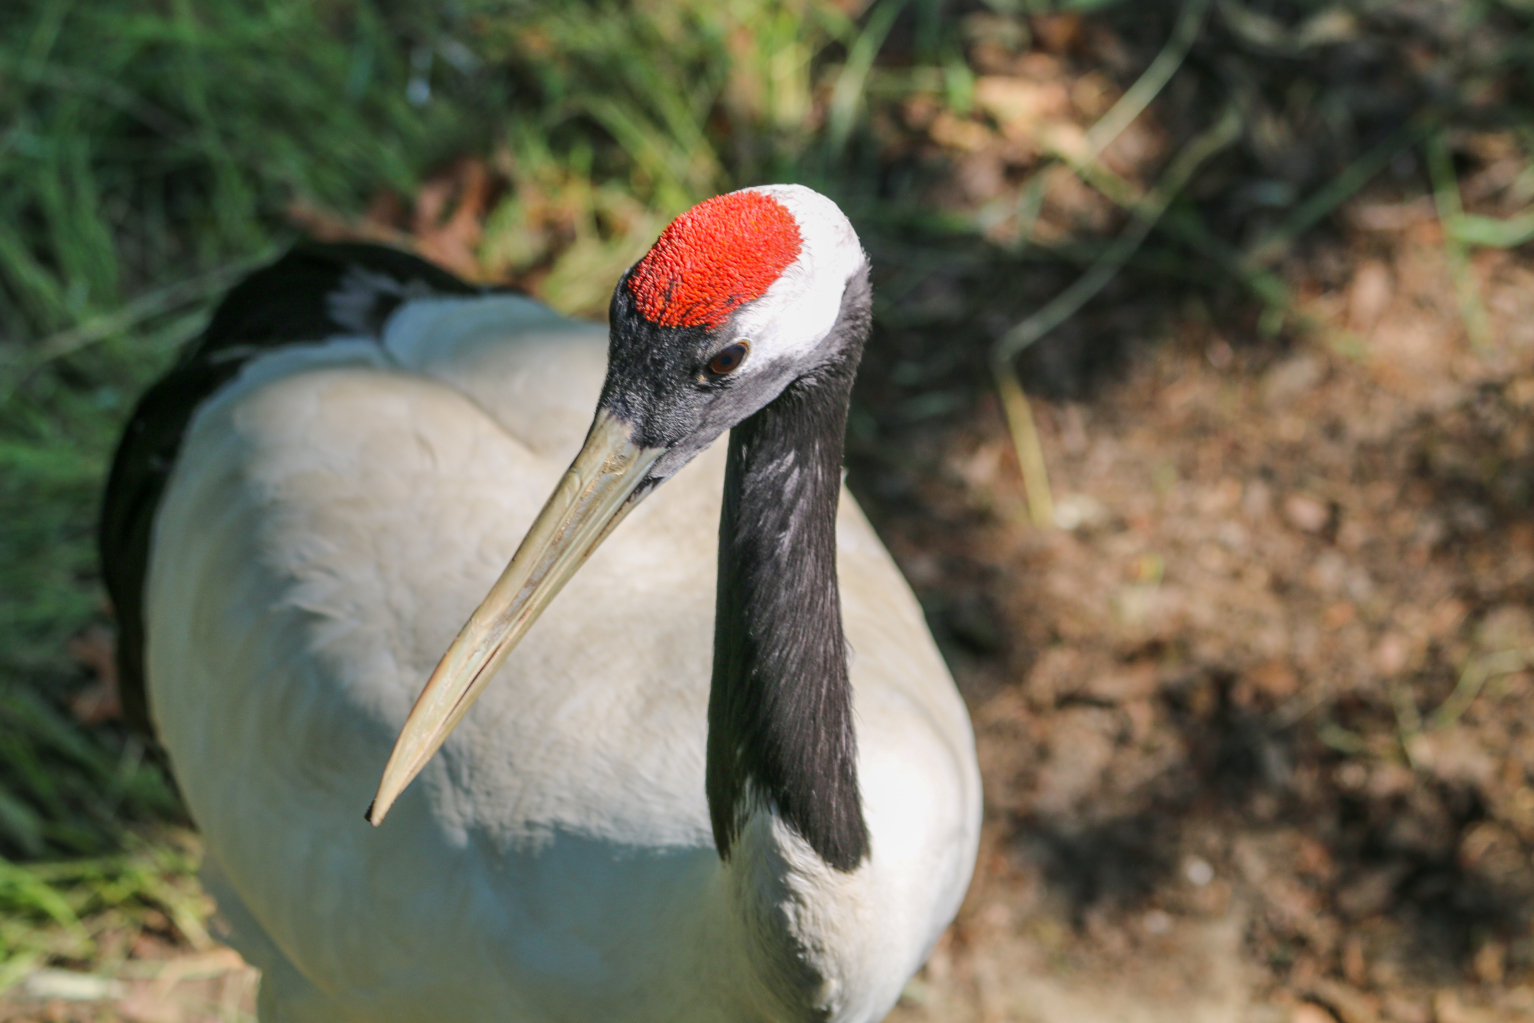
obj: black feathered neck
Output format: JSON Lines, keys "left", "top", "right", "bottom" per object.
{"left": 705, "top": 273, "right": 871, "bottom": 873}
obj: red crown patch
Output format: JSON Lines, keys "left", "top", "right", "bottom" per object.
{"left": 629, "top": 191, "right": 802, "bottom": 329}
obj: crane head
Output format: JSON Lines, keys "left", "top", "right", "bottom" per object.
{"left": 368, "top": 184, "right": 870, "bottom": 825}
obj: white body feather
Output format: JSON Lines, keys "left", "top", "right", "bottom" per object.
{"left": 145, "top": 295, "right": 981, "bottom": 1022}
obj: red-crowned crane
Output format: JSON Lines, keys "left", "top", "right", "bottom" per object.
{"left": 102, "top": 185, "right": 981, "bottom": 1022}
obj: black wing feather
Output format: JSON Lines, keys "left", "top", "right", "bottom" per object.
{"left": 100, "top": 241, "right": 486, "bottom": 739}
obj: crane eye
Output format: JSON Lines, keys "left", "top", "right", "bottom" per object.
{"left": 707, "top": 341, "right": 750, "bottom": 376}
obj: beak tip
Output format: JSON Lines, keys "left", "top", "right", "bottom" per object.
{"left": 366, "top": 411, "right": 659, "bottom": 836}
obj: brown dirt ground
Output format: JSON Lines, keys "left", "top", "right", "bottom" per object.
{"left": 865, "top": 200, "right": 1534, "bottom": 1022}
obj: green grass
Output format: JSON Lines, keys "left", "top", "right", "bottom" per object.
{"left": 0, "top": 833, "right": 208, "bottom": 984}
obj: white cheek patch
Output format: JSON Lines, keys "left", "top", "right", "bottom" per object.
{"left": 729, "top": 185, "right": 867, "bottom": 374}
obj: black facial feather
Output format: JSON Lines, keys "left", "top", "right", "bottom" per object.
{"left": 100, "top": 242, "right": 492, "bottom": 739}
{"left": 601, "top": 272, "right": 795, "bottom": 486}
{"left": 705, "top": 269, "right": 873, "bottom": 873}
{"left": 601, "top": 274, "right": 720, "bottom": 450}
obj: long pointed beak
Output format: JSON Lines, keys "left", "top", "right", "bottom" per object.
{"left": 367, "top": 410, "right": 663, "bottom": 825}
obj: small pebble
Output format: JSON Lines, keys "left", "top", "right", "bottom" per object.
{"left": 1185, "top": 856, "right": 1214, "bottom": 887}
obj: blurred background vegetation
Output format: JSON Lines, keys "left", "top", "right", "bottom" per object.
{"left": 5, "top": 0, "right": 1534, "bottom": 1019}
